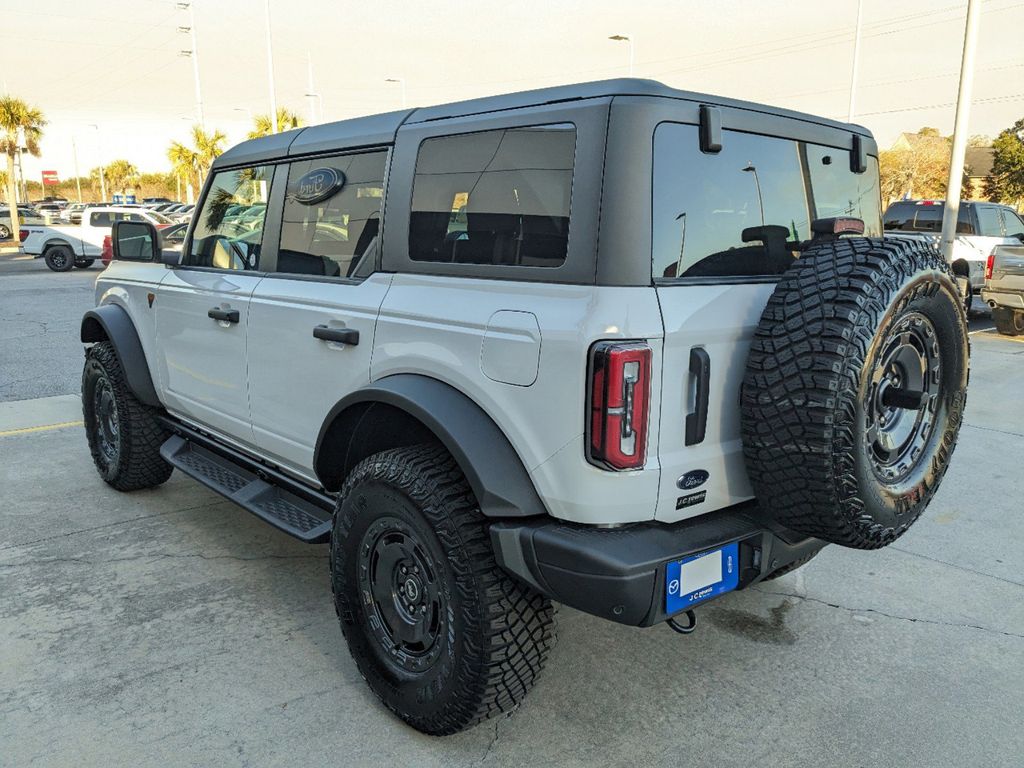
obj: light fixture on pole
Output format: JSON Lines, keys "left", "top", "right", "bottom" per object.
{"left": 88, "top": 123, "right": 106, "bottom": 202}
{"left": 264, "top": 0, "right": 279, "bottom": 133}
{"left": 608, "top": 34, "right": 634, "bottom": 77}
{"left": 176, "top": 2, "right": 204, "bottom": 130}
{"left": 385, "top": 78, "right": 407, "bottom": 109}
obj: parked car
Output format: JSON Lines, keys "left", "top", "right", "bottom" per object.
{"left": 60, "top": 202, "right": 92, "bottom": 224}
{"left": 884, "top": 199, "right": 1024, "bottom": 310}
{"left": 83, "top": 79, "right": 968, "bottom": 735}
{"left": 982, "top": 240, "right": 1024, "bottom": 335}
{"left": 20, "top": 206, "right": 174, "bottom": 271}
{"left": 0, "top": 206, "right": 44, "bottom": 239}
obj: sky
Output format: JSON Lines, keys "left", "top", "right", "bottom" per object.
{"left": 3, "top": 0, "right": 1024, "bottom": 184}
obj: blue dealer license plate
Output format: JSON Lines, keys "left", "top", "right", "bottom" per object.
{"left": 665, "top": 542, "right": 740, "bottom": 614}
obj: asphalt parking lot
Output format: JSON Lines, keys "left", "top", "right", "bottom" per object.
{"left": 2, "top": 254, "right": 1023, "bottom": 767}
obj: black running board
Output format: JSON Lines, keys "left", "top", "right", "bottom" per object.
{"left": 160, "top": 434, "right": 334, "bottom": 543}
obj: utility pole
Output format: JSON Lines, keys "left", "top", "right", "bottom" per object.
{"left": 89, "top": 124, "right": 107, "bottom": 202}
{"left": 264, "top": 0, "right": 278, "bottom": 132}
{"left": 307, "top": 53, "right": 318, "bottom": 124}
{"left": 939, "top": 0, "right": 981, "bottom": 263}
{"left": 385, "top": 78, "right": 407, "bottom": 109}
{"left": 176, "top": 2, "right": 204, "bottom": 129}
{"left": 847, "top": 0, "right": 863, "bottom": 123}
{"left": 71, "top": 137, "right": 82, "bottom": 202}
{"left": 608, "top": 34, "right": 635, "bottom": 77}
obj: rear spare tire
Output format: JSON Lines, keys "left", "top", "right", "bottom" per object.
{"left": 741, "top": 237, "right": 969, "bottom": 550}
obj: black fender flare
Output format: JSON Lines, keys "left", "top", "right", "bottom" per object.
{"left": 80, "top": 304, "right": 161, "bottom": 407}
{"left": 314, "top": 374, "right": 547, "bottom": 519}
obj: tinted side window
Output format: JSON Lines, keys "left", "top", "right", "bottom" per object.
{"left": 410, "top": 125, "right": 575, "bottom": 267}
{"left": 976, "top": 206, "right": 1004, "bottom": 237}
{"left": 187, "top": 165, "right": 273, "bottom": 270}
{"left": 276, "top": 151, "right": 387, "bottom": 278}
{"left": 653, "top": 125, "right": 811, "bottom": 279}
{"left": 882, "top": 202, "right": 974, "bottom": 234}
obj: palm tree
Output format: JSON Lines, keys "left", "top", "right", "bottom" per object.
{"left": 167, "top": 125, "right": 225, "bottom": 201}
{"left": 0, "top": 96, "right": 46, "bottom": 246}
{"left": 247, "top": 108, "right": 302, "bottom": 140}
{"left": 103, "top": 159, "right": 140, "bottom": 197}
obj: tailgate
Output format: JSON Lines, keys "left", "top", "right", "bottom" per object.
{"left": 653, "top": 283, "right": 773, "bottom": 524}
{"left": 991, "top": 244, "right": 1024, "bottom": 292}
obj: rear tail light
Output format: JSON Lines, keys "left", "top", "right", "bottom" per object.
{"left": 18, "top": 229, "right": 28, "bottom": 241}
{"left": 985, "top": 251, "right": 996, "bottom": 280}
{"left": 587, "top": 341, "right": 651, "bottom": 470}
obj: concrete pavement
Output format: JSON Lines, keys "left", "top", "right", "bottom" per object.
{"left": 1, "top": 332, "right": 1022, "bottom": 767}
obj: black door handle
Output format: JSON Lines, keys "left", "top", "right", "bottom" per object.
{"left": 685, "top": 347, "right": 711, "bottom": 446}
{"left": 313, "top": 325, "right": 359, "bottom": 346}
{"left": 208, "top": 307, "right": 240, "bottom": 323}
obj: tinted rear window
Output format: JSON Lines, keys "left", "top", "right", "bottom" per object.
{"left": 883, "top": 202, "right": 974, "bottom": 234}
{"left": 653, "top": 124, "right": 882, "bottom": 280}
{"left": 410, "top": 125, "right": 575, "bottom": 267}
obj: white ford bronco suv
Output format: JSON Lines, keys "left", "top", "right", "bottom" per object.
{"left": 80, "top": 79, "right": 969, "bottom": 735}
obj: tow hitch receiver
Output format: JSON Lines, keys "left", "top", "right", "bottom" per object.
{"left": 666, "top": 610, "right": 697, "bottom": 635}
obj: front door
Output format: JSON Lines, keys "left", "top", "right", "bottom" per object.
{"left": 154, "top": 163, "right": 275, "bottom": 447}
{"left": 246, "top": 150, "right": 391, "bottom": 478}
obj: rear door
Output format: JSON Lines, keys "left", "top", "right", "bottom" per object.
{"left": 154, "top": 163, "right": 275, "bottom": 447}
{"left": 651, "top": 123, "right": 881, "bottom": 522}
{"left": 246, "top": 149, "right": 391, "bottom": 478}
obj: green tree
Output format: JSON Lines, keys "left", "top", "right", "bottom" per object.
{"left": 247, "top": 108, "right": 302, "bottom": 139}
{"left": 987, "top": 118, "right": 1024, "bottom": 207}
{"left": 103, "top": 159, "right": 140, "bottom": 196}
{"left": 167, "top": 125, "right": 225, "bottom": 201}
{"left": 0, "top": 96, "right": 46, "bottom": 246}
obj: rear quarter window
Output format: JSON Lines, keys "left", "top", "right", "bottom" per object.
{"left": 409, "top": 124, "right": 576, "bottom": 268}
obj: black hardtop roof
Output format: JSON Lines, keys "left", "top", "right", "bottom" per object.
{"left": 212, "top": 78, "right": 871, "bottom": 170}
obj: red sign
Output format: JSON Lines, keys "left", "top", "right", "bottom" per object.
{"left": 41, "top": 170, "right": 59, "bottom": 186}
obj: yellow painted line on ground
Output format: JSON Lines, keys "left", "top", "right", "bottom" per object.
{"left": 0, "top": 420, "right": 83, "bottom": 437}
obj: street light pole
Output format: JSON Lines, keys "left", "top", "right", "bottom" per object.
{"left": 264, "top": 0, "right": 279, "bottom": 132}
{"left": 847, "top": 0, "right": 863, "bottom": 123}
{"left": 89, "top": 124, "right": 106, "bottom": 202}
{"left": 306, "top": 53, "right": 318, "bottom": 124}
{"left": 176, "top": 2, "right": 204, "bottom": 129}
{"left": 71, "top": 137, "right": 82, "bottom": 203}
{"left": 939, "top": 0, "right": 981, "bottom": 263}
{"left": 608, "top": 34, "right": 634, "bottom": 76}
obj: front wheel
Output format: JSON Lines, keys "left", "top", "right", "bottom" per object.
{"left": 0, "top": 224, "right": 10, "bottom": 240}
{"left": 992, "top": 306, "right": 1024, "bottom": 336}
{"left": 330, "top": 444, "right": 555, "bottom": 735}
{"left": 44, "top": 245, "right": 75, "bottom": 272}
{"left": 82, "top": 341, "right": 173, "bottom": 491}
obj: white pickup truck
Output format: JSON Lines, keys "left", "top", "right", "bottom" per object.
{"left": 20, "top": 207, "right": 174, "bottom": 271}
{"left": 883, "top": 199, "right": 1024, "bottom": 311}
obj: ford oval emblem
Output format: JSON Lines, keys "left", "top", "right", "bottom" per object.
{"left": 293, "top": 167, "right": 345, "bottom": 204}
{"left": 677, "top": 470, "right": 709, "bottom": 490}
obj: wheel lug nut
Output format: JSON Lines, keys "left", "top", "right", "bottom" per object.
{"left": 413, "top": 566, "right": 419, "bottom": 575}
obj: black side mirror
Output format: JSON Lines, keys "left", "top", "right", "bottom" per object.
{"left": 161, "top": 248, "right": 181, "bottom": 267}
{"left": 112, "top": 220, "right": 159, "bottom": 262}
{"left": 1013, "top": 232, "right": 1024, "bottom": 244}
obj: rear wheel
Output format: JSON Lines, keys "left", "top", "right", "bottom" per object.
{"left": 82, "top": 341, "right": 173, "bottom": 491}
{"left": 742, "top": 237, "right": 969, "bottom": 550}
{"left": 992, "top": 307, "right": 1024, "bottom": 336}
{"left": 44, "top": 245, "right": 74, "bottom": 272}
{"left": 330, "top": 443, "right": 555, "bottom": 735}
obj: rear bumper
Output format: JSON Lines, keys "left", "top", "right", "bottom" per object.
{"left": 490, "top": 503, "right": 823, "bottom": 627}
{"left": 981, "top": 289, "right": 1024, "bottom": 310}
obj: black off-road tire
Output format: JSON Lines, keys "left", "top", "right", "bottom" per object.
{"left": 992, "top": 306, "right": 1024, "bottom": 336}
{"left": 761, "top": 550, "right": 820, "bottom": 581}
{"left": 82, "top": 341, "right": 173, "bottom": 491}
{"left": 74, "top": 258, "right": 95, "bottom": 269}
{"left": 741, "top": 237, "right": 969, "bottom": 550}
{"left": 44, "top": 244, "right": 74, "bottom": 272}
{"left": 330, "top": 443, "right": 555, "bottom": 735}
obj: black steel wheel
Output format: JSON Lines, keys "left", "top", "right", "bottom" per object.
{"left": 82, "top": 341, "right": 172, "bottom": 490}
{"left": 331, "top": 443, "right": 555, "bottom": 735}
{"left": 44, "top": 245, "right": 74, "bottom": 272}
{"left": 742, "top": 237, "right": 969, "bottom": 549}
